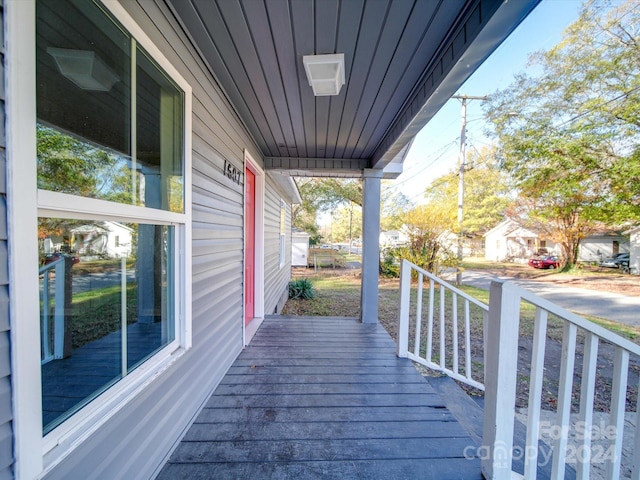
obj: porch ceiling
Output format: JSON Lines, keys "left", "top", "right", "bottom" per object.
{"left": 167, "top": 0, "right": 539, "bottom": 178}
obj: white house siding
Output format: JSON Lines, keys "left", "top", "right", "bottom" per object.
{"left": 578, "top": 234, "right": 629, "bottom": 263}
{"left": 0, "top": 4, "right": 14, "bottom": 478}
{"left": 264, "top": 177, "right": 292, "bottom": 314}
{"left": 41, "top": 1, "right": 289, "bottom": 478}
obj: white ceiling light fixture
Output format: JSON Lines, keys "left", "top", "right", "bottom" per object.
{"left": 302, "top": 53, "right": 345, "bottom": 96}
{"left": 47, "top": 47, "right": 120, "bottom": 92}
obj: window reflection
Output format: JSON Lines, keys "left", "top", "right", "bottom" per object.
{"left": 36, "top": 0, "right": 184, "bottom": 213}
{"left": 39, "top": 218, "right": 174, "bottom": 434}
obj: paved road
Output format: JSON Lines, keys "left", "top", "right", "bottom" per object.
{"left": 453, "top": 270, "right": 640, "bottom": 327}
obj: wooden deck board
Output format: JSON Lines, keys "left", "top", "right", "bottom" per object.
{"left": 157, "top": 316, "right": 482, "bottom": 479}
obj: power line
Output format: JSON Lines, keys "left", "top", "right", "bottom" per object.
{"left": 556, "top": 85, "right": 640, "bottom": 127}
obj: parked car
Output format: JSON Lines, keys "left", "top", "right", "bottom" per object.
{"left": 528, "top": 255, "right": 560, "bottom": 269}
{"left": 598, "top": 252, "right": 629, "bottom": 269}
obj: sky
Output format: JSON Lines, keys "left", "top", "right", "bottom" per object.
{"left": 391, "top": 0, "right": 585, "bottom": 204}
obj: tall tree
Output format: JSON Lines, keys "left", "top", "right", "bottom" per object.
{"left": 423, "top": 147, "right": 512, "bottom": 236}
{"left": 381, "top": 183, "right": 413, "bottom": 231}
{"left": 485, "top": 0, "right": 640, "bottom": 268}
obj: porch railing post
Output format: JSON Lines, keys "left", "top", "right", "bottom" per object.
{"left": 482, "top": 280, "right": 521, "bottom": 480}
{"left": 397, "top": 259, "right": 411, "bottom": 358}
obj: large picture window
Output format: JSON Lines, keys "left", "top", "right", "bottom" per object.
{"left": 35, "top": 0, "right": 189, "bottom": 436}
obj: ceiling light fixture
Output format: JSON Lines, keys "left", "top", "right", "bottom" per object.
{"left": 47, "top": 47, "right": 120, "bottom": 92}
{"left": 302, "top": 53, "right": 345, "bottom": 96}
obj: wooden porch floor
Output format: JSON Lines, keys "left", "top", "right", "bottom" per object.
{"left": 157, "top": 316, "right": 482, "bottom": 479}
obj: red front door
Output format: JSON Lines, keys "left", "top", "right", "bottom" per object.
{"left": 244, "top": 168, "right": 256, "bottom": 325}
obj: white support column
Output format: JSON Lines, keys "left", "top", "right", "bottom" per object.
{"left": 360, "top": 169, "right": 382, "bottom": 323}
{"left": 482, "top": 280, "right": 521, "bottom": 480}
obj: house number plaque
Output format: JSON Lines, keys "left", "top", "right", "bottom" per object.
{"left": 224, "top": 160, "right": 242, "bottom": 185}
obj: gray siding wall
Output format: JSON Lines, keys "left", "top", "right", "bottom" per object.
{"left": 264, "top": 175, "right": 293, "bottom": 315}
{"left": 0, "top": 1, "right": 14, "bottom": 478}
{"left": 43, "top": 0, "right": 286, "bottom": 478}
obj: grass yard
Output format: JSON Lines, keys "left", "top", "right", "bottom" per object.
{"left": 70, "top": 284, "right": 137, "bottom": 349}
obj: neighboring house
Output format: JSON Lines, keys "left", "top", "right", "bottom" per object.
{"left": 485, "top": 220, "right": 630, "bottom": 264}
{"left": 1, "top": 1, "right": 541, "bottom": 479}
{"left": 578, "top": 230, "right": 630, "bottom": 263}
{"left": 380, "top": 230, "right": 407, "bottom": 247}
{"left": 71, "top": 221, "right": 134, "bottom": 258}
{"left": 484, "top": 219, "right": 559, "bottom": 262}
{"left": 624, "top": 226, "right": 640, "bottom": 274}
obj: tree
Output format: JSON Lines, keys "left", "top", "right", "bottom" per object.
{"left": 293, "top": 177, "right": 410, "bottom": 244}
{"left": 381, "top": 184, "right": 413, "bottom": 231}
{"left": 330, "top": 204, "right": 362, "bottom": 243}
{"left": 292, "top": 178, "right": 362, "bottom": 243}
{"left": 382, "top": 203, "right": 457, "bottom": 276}
{"left": 37, "top": 124, "right": 134, "bottom": 202}
{"left": 485, "top": 0, "right": 640, "bottom": 268}
{"left": 423, "top": 147, "right": 512, "bottom": 236}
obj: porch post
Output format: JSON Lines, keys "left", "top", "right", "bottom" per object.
{"left": 360, "top": 169, "right": 382, "bottom": 323}
{"left": 482, "top": 279, "right": 521, "bottom": 479}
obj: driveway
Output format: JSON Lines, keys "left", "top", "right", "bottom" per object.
{"left": 456, "top": 270, "right": 640, "bottom": 327}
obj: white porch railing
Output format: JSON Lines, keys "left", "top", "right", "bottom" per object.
{"left": 483, "top": 279, "right": 640, "bottom": 480}
{"left": 397, "top": 259, "right": 640, "bottom": 480}
{"left": 39, "top": 258, "right": 66, "bottom": 364}
{"left": 397, "top": 259, "right": 488, "bottom": 391}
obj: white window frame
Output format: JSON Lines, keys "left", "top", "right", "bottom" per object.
{"left": 279, "top": 199, "right": 286, "bottom": 269}
{"left": 6, "top": 1, "right": 192, "bottom": 476}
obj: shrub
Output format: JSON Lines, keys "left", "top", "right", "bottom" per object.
{"left": 379, "top": 250, "right": 400, "bottom": 278}
{"left": 288, "top": 278, "right": 316, "bottom": 299}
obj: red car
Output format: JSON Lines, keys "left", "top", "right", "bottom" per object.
{"left": 528, "top": 255, "right": 560, "bottom": 269}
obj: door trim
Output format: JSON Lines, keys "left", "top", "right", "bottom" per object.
{"left": 243, "top": 150, "right": 264, "bottom": 346}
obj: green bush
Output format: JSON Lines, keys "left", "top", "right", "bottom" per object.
{"left": 288, "top": 278, "right": 316, "bottom": 299}
{"left": 379, "top": 251, "right": 400, "bottom": 278}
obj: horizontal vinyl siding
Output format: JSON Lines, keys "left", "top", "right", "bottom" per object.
{"left": 0, "top": 2, "right": 13, "bottom": 476}
{"left": 263, "top": 177, "right": 292, "bottom": 315}
{"left": 43, "top": 0, "right": 256, "bottom": 478}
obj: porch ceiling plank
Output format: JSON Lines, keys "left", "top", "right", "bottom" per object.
{"left": 287, "top": 0, "right": 316, "bottom": 158}
{"left": 310, "top": 0, "right": 339, "bottom": 159}
{"left": 264, "top": 0, "right": 307, "bottom": 158}
{"left": 333, "top": 0, "right": 390, "bottom": 160}
{"left": 241, "top": 0, "right": 298, "bottom": 155}
{"left": 357, "top": 0, "right": 462, "bottom": 159}
{"left": 213, "top": 0, "right": 289, "bottom": 157}
{"left": 156, "top": 317, "right": 483, "bottom": 479}
{"left": 341, "top": 0, "right": 421, "bottom": 159}
{"left": 178, "top": 0, "right": 276, "bottom": 155}
{"left": 324, "top": 0, "right": 365, "bottom": 159}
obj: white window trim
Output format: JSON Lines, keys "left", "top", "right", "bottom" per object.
{"left": 279, "top": 199, "right": 286, "bottom": 269}
{"left": 6, "top": 0, "right": 193, "bottom": 475}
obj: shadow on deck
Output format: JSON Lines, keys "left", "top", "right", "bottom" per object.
{"left": 157, "top": 316, "right": 483, "bottom": 479}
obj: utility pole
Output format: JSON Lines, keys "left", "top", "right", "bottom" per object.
{"left": 452, "top": 95, "right": 487, "bottom": 285}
